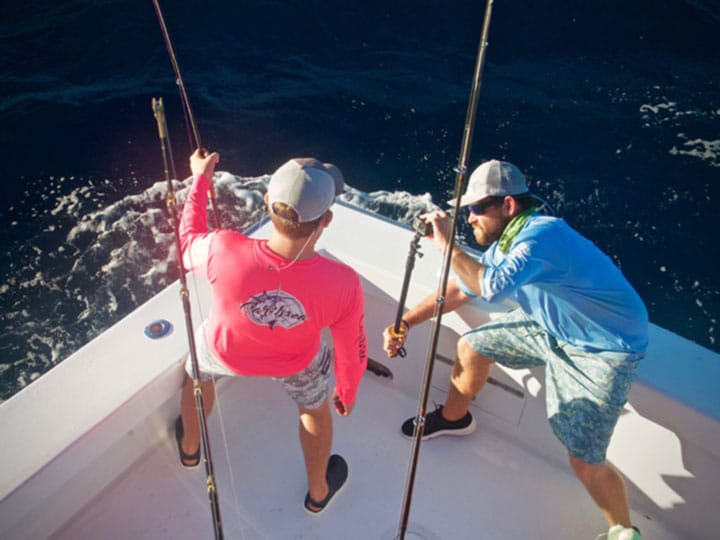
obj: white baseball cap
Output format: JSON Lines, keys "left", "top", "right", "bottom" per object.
{"left": 453, "top": 159, "right": 529, "bottom": 207}
{"left": 268, "top": 158, "right": 345, "bottom": 222}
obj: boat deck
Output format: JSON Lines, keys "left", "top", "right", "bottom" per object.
{"left": 50, "top": 363, "right": 669, "bottom": 540}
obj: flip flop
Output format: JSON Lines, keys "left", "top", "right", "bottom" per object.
{"left": 174, "top": 416, "right": 200, "bottom": 469}
{"left": 304, "top": 454, "right": 348, "bottom": 514}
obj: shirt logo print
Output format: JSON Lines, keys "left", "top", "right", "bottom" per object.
{"left": 240, "top": 290, "right": 307, "bottom": 329}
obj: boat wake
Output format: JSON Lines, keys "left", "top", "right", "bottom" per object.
{"left": 0, "top": 172, "right": 437, "bottom": 400}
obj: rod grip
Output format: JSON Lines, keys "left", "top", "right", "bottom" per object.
{"left": 152, "top": 97, "right": 168, "bottom": 139}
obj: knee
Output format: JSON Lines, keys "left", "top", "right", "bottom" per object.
{"left": 298, "top": 398, "right": 330, "bottom": 418}
{"left": 457, "top": 338, "right": 493, "bottom": 367}
{"left": 451, "top": 339, "right": 494, "bottom": 387}
{"left": 569, "top": 454, "right": 605, "bottom": 483}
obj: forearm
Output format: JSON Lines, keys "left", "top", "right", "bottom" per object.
{"left": 179, "top": 174, "right": 210, "bottom": 250}
{"left": 332, "top": 286, "right": 368, "bottom": 405}
{"left": 179, "top": 174, "right": 212, "bottom": 270}
{"left": 334, "top": 344, "right": 367, "bottom": 405}
{"left": 424, "top": 210, "right": 484, "bottom": 297}
{"left": 449, "top": 246, "right": 484, "bottom": 297}
{"left": 401, "top": 279, "right": 472, "bottom": 329}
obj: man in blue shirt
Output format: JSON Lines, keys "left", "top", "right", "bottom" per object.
{"left": 383, "top": 160, "right": 648, "bottom": 540}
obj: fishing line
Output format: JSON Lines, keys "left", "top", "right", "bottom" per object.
{"left": 184, "top": 251, "right": 245, "bottom": 533}
{"left": 152, "top": 0, "right": 222, "bottom": 230}
{"left": 395, "top": 1, "right": 495, "bottom": 538}
{"left": 152, "top": 3, "right": 253, "bottom": 530}
{"left": 152, "top": 97, "right": 225, "bottom": 540}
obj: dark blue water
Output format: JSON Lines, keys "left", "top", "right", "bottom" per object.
{"left": 1, "top": 0, "right": 719, "bottom": 400}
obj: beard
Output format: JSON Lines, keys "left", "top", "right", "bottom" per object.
{"left": 472, "top": 222, "right": 504, "bottom": 247}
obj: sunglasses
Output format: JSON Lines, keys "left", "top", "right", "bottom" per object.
{"left": 468, "top": 197, "right": 503, "bottom": 215}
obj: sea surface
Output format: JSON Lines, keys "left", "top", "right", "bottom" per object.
{"left": 1, "top": 0, "right": 719, "bottom": 401}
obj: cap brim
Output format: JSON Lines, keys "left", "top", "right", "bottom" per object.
{"left": 447, "top": 189, "right": 531, "bottom": 208}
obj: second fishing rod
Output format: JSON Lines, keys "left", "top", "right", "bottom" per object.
{"left": 394, "top": 1, "right": 496, "bottom": 538}
{"left": 152, "top": 97, "right": 224, "bottom": 540}
{"left": 151, "top": 1, "right": 226, "bottom": 538}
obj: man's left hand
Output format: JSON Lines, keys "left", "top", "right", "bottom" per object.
{"left": 331, "top": 389, "right": 354, "bottom": 417}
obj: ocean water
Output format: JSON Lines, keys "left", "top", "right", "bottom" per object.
{"left": 1, "top": 0, "right": 718, "bottom": 401}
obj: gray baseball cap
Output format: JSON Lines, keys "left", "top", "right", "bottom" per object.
{"left": 268, "top": 158, "right": 345, "bottom": 222}
{"left": 453, "top": 159, "right": 529, "bottom": 207}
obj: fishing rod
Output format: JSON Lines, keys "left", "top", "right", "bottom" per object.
{"left": 388, "top": 223, "right": 427, "bottom": 358}
{"left": 152, "top": 0, "right": 221, "bottom": 230}
{"left": 395, "top": 1, "right": 495, "bottom": 538}
{"left": 152, "top": 97, "right": 224, "bottom": 540}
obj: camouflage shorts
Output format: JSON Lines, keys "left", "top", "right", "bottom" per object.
{"left": 186, "top": 321, "right": 332, "bottom": 409}
{"left": 461, "top": 309, "right": 643, "bottom": 464}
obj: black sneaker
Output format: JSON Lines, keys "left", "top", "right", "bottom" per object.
{"left": 401, "top": 405, "right": 476, "bottom": 440}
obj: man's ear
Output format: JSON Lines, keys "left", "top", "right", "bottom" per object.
{"left": 322, "top": 209, "right": 334, "bottom": 228}
{"left": 505, "top": 195, "right": 519, "bottom": 216}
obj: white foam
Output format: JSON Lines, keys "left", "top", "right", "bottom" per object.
{"left": 640, "top": 101, "right": 677, "bottom": 115}
{"left": 640, "top": 100, "right": 719, "bottom": 166}
{"left": 669, "top": 136, "right": 720, "bottom": 165}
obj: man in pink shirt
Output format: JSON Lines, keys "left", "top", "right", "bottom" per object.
{"left": 176, "top": 149, "right": 368, "bottom": 514}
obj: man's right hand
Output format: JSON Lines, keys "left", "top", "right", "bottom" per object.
{"left": 382, "top": 321, "right": 409, "bottom": 358}
{"left": 420, "top": 210, "right": 452, "bottom": 254}
{"left": 190, "top": 148, "right": 220, "bottom": 179}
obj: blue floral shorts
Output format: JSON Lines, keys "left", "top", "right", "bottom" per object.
{"left": 185, "top": 321, "right": 332, "bottom": 409}
{"left": 461, "top": 309, "right": 643, "bottom": 464}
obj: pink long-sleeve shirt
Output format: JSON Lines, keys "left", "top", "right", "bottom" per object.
{"left": 179, "top": 174, "right": 367, "bottom": 404}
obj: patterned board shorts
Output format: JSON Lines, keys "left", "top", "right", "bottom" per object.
{"left": 461, "top": 309, "right": 643, "bottom": 464}
{"left": 185, "top": 321, "right": 332, "bottom": 410}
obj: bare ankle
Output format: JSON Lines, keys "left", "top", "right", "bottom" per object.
{"left": 308, "top": 482, "right": 329, "bottom": 505}
{"left": 441, "top": 405, "right": 467, "bottom": 422}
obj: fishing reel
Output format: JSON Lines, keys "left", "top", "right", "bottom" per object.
{"left": 411, "top": 216, "right": 432, "bottom": 237}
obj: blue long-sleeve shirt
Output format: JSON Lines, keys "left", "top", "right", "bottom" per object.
{"left": 457, "top": 214, "right": 648, "bottom": 354}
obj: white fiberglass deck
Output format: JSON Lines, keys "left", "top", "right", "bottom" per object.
{"left": 49, "top": 363, "right": 673, "bottom": 540}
